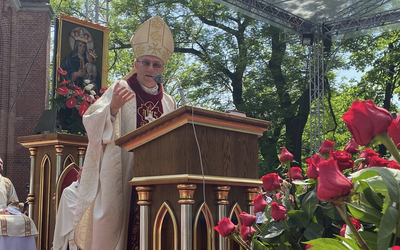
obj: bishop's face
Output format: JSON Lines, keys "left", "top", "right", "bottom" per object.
{"left": 134, "top": 55, "right": 165, "bottom": 88}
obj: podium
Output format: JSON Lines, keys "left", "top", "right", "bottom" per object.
{"left": 116, "top": 106, "right": 270, "bottom": 250}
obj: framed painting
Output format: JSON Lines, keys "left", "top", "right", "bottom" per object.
{"left": 55, "top": 13, "right": 110, "bottom": 91}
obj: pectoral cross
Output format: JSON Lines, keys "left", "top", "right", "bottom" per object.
{"left": 145, "top": 109, "right": 156, "bottom": 122}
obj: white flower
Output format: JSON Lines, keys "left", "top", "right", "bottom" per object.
{"left": 90, "top": 95, "right": 95, "bottom": 100}
{"left": 84, "top": 79, "right": 91, "bottom": 84}
{"left": 84, "top": 84, "right": 94, "bottom": 91}
{"left": 90, "top": 90, "right": 96, "bottom": 96}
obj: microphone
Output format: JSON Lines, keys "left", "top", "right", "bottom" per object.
{"left": 153, "top": 74, "right": 186, "bottom": 106}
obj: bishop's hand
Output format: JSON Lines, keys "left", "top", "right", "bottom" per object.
{"left": 110, "top": 81, "right": 135, "bottom": 116}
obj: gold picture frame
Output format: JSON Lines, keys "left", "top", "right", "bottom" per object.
{"left": 56, "top": 13, "right": 110, "bottom": 90}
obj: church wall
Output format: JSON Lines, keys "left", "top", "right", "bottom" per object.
{"left": 0, "top": 0, "right": 52, "bottom": 200}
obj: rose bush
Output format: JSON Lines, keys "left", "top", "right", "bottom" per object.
{"left": 214, "top": 100, "right": 400, "bottom": 250}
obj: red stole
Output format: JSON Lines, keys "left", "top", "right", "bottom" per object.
{"left": 126, "top": 74, "right": 164, "bottom": 128}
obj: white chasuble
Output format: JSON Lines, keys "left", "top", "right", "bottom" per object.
{"left": 74, "top": 80, "right": 176, "bottom": 250}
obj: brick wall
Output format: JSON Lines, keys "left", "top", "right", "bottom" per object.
{"left": 0, "top": 0, "right": 52, "bottom": 200}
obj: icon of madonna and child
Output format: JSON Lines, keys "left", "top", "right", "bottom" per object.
{"left": 60, "top": 26, "right": 101, "bottom": 92}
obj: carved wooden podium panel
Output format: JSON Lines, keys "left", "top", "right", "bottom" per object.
{"left": 18, "top": 133, "right": 87, "bottom": 250}
{"left": 116, "top": 106, "right": 270, "bottom": 250}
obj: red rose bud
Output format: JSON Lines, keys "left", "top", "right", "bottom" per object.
{"left": 359, "top": 149, "right": 379, "bottom": 165}
{"left": 261, "top": 173, "right": 281, "bottom": 191}
{"left": 388, "top": 119, "right": 400, "bottom": 149}
{"left": 57, "top": 67, "right": 67, "bottom": 75}
{"left": 340, "top": 224, "right": 346, "bottom": 237}
{"left": 252, "top": 195, "right": 268, "bottom": 213}
{"left": 56, "top": 86, "right": 69, "bottom": 95}
{"left": 65, "top": 97, "right": 77, "bottom": 109}
{"left": 287, "top": 167, "right": 303, "bottom": 180}
{"left": 319, "top": 140, "right": 335, "bottom": 155}
{"left": 270, "top": 202, "right": 286, "bottom": 221}
{"left": 239, "top": 212, "right": 257, "bottom": 227}
{"left": 331, "top": 150, "right": 354, "bottom": 171}
{"left": 279, "top": 147, "right": 294, "bottom": 163}
{"left": 240, "top": 226, "right": 256, "bottom": 241}
{"left": 350, "top": 217, "right": 361, "bottom": 231}
{"left": 317, "top": 158, "right": 353, "bottom": 202}
{"left": 342, "top": 100, "right": 392, "bottom": 146}
{"left": 214, "top": 218, "right": 236, "bottom": 237}
{"left": 344, "top": 139, "right": 360, "bottom": 154}
{"left": 368, "top": 156, "right": 388, "bottom": 168}
{"left": 306, "top": 154, "right": 322, "bottom": 179}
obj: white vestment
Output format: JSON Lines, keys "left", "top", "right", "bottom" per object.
{"left": 0, "top": 174, "right": 38, "bottom": 250}
{"left": 53, "top": 181, "right": 79, "bottom": 250}
{"left": 74, "top": 79, "right": 176, "bottom": 250}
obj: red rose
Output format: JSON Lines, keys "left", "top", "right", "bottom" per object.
{"left": 342, "top": 100, "right": 392, "bottom": 146}
{"left": 214, "top": 218, "right": 236, "bottom": 237}
{"left": 368, "top": 156, "right": 388, "bottom": 168}
{"left": 261, "top": 173, "right": 281, "bottom": 191}
{"left": 79, "top": 104, "right": 89, "bottom": 116}
{"left": 340, "top": 224, "right": 346, "bottom": 237}
{"left": 331, "top": 150, "right": 354, "bottom": 171}
{"left": 392, "top": 246, "right": 400, "bottom": 250}
{"left": 306, "top": 154, "right": 322, "bottom": 179}
{"left": 387, "top": 160, "right": 400, "bottom": 170}
{"left": 359, "top": 149, "right": 379, "bottom": 165}
{"left": 57, "top": 67, "right": 67, "bottom": 75}
{"left": 239, "top": 212, "right": 256, "bottom": 227}
{"left": 60, "top": 80, "right": 70, "bottom": 85}
{"left": 305, "top": 245, "right": 313, "bottom": 249}
{"left": 270, "top": 202, "right": 286, "bottom": 221}
{"left": 240, "top": 226, "right": 256, "bottom": 241}
{"left": 56, "top": 86, "right": 69, "bottom": 95}
{"left": 65, "top": 97, "right": 77, "bottom": 108}
{"left": 279, "top": 147, "right": 294, "bottom": 163}
{"left": 350, "top": 217, "right": 361, "bottom": 231}
{"left": 344, "top": 139, "right": 359, "bottom": 154}
{"left": 317, "top": 158, "right": 353, "bottom": 201}
{"left": 253, "top": 195, "right": 268, "bottom": 213}
{"left": 319, "top": 140, "right": 335, "bottom": 154}
{"left": 287, "top": 167, "right": 303, "bottom": 180}
{"left": 99, "top": 88, "right": 105, "bottom": 94}
{"left": 388, "top": 119, "right": 400, "bottom": 149}
{"left": 80, "top": 101, "right": 89, "bottom": 107}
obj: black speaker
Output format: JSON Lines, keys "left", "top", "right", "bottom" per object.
{"left": 33, "top": 109, "right": 61, "bottom": 134}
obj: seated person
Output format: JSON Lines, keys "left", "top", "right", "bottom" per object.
{"left": 53, "top": 167, "right": 82, "bottom": 250}
{"left": 0, "top": 157, "right": 38, "bottom": 250}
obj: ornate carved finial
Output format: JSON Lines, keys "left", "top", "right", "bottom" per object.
{"left": 29, "top": 148, "right": 37, "bottom": 157}
{"left": 136, "top": 186, "right": 153, "bottom": 206}
{"left": 55, "top": 145, "right": 64, "bottom": 155}
{"left": 177, "top": 184, "right": 196, "bottom": 204}
{"left": 78, "top": 147, "right": 86, "bottom": 157}
{"left": 245, "top": 188, "right": 259, "bottom": 206}
{"left": 214, "top": 186, "right": 230, "bottom": 205}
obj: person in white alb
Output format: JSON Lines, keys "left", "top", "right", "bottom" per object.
{"left": 73, "top": 16, "right": 177, "bottom": 250}
{"left": 53, "top": 167, "right": 82, "bottom": 250}
{"left": 0, "top": 157, "right": 38, "bottom": 250}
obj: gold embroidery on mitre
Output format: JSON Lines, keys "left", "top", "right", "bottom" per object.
{"left": 148, "top": 42, "right": 162, "bottom": 55}
{"left": 151, "top": 17, "right": 164, "bottom": 30}
{"left": 150, "top": 31, "right": 162, "bottom": 43}
{"left": 22, "top": 214, "right": 31, "bottom": 236}
{"left": 0, "top": 215, "right": 7, "bottom": 235}
{"left": 134, "top": 44, "right": 146, "bottom": 58}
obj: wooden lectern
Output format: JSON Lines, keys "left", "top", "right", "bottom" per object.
{"left": 116, "top": 106, "right": 270, "bottom": 250}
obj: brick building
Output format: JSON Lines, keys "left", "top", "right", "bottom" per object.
{"left": 0, "top": 0, "right": 53, "bottom": 199}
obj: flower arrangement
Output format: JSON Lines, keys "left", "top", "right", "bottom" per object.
{"left": 52, "top": 67, "right": 108, "bottom": 134}
{"left": 215, "top": 99, "right": 400, "bottom": 250}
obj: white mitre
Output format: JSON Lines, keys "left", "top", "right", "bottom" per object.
{"left": 123, "top": 16, "right": 175, "bottom": 80}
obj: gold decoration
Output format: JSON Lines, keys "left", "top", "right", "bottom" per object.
{"left": 177, "top": 184, "right": 196, "bottom": 204}
{"left": 136, "top": 186, "right": 153, "bottom": 206}
{"left": 55, "top": 145, "right": 64, "bottom": 155}
{"left": 153, "top": 201, "right": 178, "bottom": 250}
{"left": 245, "top": 187, "right": 259, "bottom": 206}
{"left": 214, "top": 186, "right": 230, "bottom": 205}
{"left": 29, "top": 147, "right": 37, "bottom": 157}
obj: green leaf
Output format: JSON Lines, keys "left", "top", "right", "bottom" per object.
{"left": 352, "top": 167, "right": 400, "bottom": 204}
{"left": 287, "top": 210, "right": 309, "bottom": 228}
{"left": 259, "top": 221, "right": 286, "bottom": 239}
{"left": 358, "top": 231, "right": 378, "bottom": 250}
{"left": 358, "top": 180, "right": 383, "bottom": 210}
{"left": 377, "top": 204, "right": 397, "bottom": 250}
{"left": 347, "top": 202, "right": 382, "bottom": 225}
{"left": 304, "top": 238, "right": 353, "bottom": 250}
{"left": 301, "top": 189, "right": 319, "bottom": 219}
{"left": 303, "top": 222, "right": 324, "bottom": 240}
{"left": 339, "top": 236, "right": 362, "bottom": 250}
